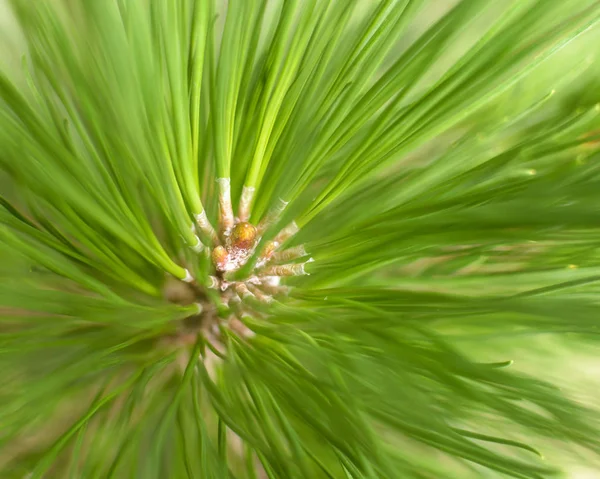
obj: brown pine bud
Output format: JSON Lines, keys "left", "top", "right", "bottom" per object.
{"left": 230, "top": 222, "right": 257, "bottom": 250}
{"left": 211, "top": 245, "right": 230, "bottom": 271}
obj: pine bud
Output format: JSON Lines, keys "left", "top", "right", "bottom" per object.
{"left": 230, "top": 222, "right": 257, "bottom": 250}
{"left": 211, "top": 245, "right": 230, "bottom": 271}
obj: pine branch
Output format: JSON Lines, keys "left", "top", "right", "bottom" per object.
{"left": 2, "top": 0, "right": 600, "bottom": 477}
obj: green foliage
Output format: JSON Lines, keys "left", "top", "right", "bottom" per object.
{"left": 2, "top": 0, "right": 600, "bottom": 477}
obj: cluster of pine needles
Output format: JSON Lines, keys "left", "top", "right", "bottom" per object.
{"left": 2, "top": 0, "right": 600, "bottom": 477}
